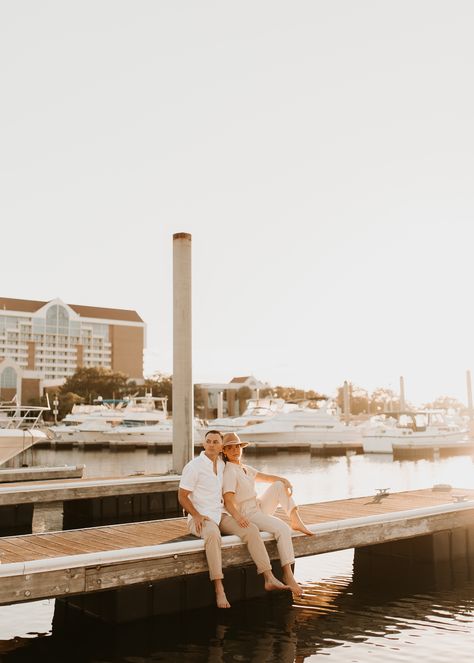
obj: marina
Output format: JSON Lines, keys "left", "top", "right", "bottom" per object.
{"left": 3, "top": 1, "right": 474, "bottom": 659}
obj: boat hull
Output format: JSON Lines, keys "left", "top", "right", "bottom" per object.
{"left": 237, "top": 427, "right": 364, "bottom": 445}
{"left": 363, "top": 430, "right": 468, "bottom": 454}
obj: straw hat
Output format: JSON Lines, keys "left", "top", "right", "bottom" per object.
{"left": 222, "top": 433, "right": 250, "bottom": 448}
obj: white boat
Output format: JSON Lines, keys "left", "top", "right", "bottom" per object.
{"left": 208, "top": 398, "right": 296, "bottom": 432}
{"left": 235, "top": 401, "right": 365, "bottom": 447}
{"left": 48, "top": 393, "right": 206, "bottom": 445}
{"left": 49, "top": 418, "right": 206, "bottom": 446}
{"left": 0, "top": 398, "right": 50, "bottom": 466}
{"left": 362, "top": 411, "right": 469, "bottom": 454}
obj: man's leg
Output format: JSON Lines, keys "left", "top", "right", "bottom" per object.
{"left": 188, "top": 518, "right": 230, "bottom": 608}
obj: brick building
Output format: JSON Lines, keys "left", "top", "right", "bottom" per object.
{"left": 0, "top": 297, "right": 145, "bottom": 402}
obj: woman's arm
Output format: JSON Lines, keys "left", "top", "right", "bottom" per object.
{"left": 254, "top": 471, "right": 293, "bottom": 495}
{"left": 223, "top": 491, "right": 250, "bottom": 527}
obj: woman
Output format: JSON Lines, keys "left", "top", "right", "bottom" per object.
{"left": 220, "top": 432, "right": 312, "bottom": 596}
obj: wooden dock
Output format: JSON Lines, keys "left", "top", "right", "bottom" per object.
{"left": 0, "top": 473, "right": 181, "bottom": 536}
{"left": 1, "top": 487, "right": 473, "bottom": 617}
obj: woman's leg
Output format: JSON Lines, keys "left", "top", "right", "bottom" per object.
{"left": 258, "top": 481, "right": 295, "bottom": 516}
{"left": 259, "top": 481, "right": 312, "bottom": 535}
{"left": 247, "top": 510, "right": 303, "bottom": 596}
{"left": 219, "top": 514, "right": 289, "bottom": 591}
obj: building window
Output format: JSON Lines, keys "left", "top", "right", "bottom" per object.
{"left": 46, "top": 305, "right": 69, "bottom": 335}
{"left": 0, "top": 366, "right": 17, "bottom": 388}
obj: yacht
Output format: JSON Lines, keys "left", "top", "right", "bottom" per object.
{"left": 48, "top": 393, "right": 206, "bottom": 445}
{"left": 235, "top": 401, "right": 365, "bottom": 447}
{"left": 362, "top": 411, "right": 470, "bottom": 454}
{"left": 0, "top": 398, "right": 50, "bottom": 466}
{"left": 208, "top": 398, "right": 295, "bottom": 432}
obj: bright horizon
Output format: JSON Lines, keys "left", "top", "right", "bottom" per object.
{"left": 2, "top": 2, "right": 474, "bottom": 407}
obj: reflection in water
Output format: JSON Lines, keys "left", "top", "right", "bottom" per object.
{"left": 3, "top": 557, "right": 474, "bottom": 663}
{"left": 1, "top": 450, "right": 474, "bottom": 661}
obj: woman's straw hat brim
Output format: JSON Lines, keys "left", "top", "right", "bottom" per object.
{"left": 222, "top": 439, "right": 250, "bottom": 448}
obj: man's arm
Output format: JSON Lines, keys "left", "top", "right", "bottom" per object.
{"left": 178, "top": 487, "right": 208, "bottom": 535}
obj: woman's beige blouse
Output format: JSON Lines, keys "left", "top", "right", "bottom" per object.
{"left": 222, "top": 462, "right": 258, "bottom": 505}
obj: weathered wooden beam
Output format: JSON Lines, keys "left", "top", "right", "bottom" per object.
{"left": 0, "top": 476, "right": 180, "bottom": 506}
{"left": 0, "top": 465, "right": 85, "bottom": 483}
{"left": 0, "top": 567, "right": 85, "bottom": 604}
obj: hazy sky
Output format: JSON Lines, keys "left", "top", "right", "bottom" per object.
{"left": 2, "top": 2, "right": 474, "bottom": 405}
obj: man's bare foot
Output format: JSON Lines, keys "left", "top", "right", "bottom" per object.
{"left": 282, "top": 574, "right": 303, "bottom": 597}
{"left": 290, "top": 510, "right": 313, "bottom": 536}
{"left": 216, "top": 589, "right": 231, "bottom": 608}
{"left": 263, "top": 573, "right": 291, "bottom": 592}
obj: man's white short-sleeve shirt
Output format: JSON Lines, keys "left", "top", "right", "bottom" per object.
{"left": 179, "top": 451, "right": 225, "bottom": 525}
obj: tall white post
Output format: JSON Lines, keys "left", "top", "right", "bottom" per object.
{"left": 467, "top": 370, "right": 473, "bottom": 419}
{"left": 399, "top": 376, "right": 406, "bottom": 411}
{"left": 172, "top": 232, "right": 193, "bottom": 473}
{"left": 343, "top": 381, "right": 350, "bottom": 424}
{"left": 217, "top": 391, "right": 224, "bottom": 419}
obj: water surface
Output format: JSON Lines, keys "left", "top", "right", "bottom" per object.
{"left": 1, "top": 448, "right": 474, "bottom": 661}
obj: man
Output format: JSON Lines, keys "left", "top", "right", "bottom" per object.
{"left": 178, "top": 429, "right": 230, "bottom": 608}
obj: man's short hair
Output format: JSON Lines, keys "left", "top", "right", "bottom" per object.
{"left": 205, "top": 429, "right": 223, "bottom": 440}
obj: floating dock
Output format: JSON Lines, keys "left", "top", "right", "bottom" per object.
{"left": 0, "top": 473, "right": 181, "bottom": 536}
{"left": 1, "top": 487, "right": 473, "bottom": 620}
{"left": 0, "top": 464, "right": 85, "bottom": 483}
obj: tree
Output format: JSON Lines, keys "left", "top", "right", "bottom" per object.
{"left": 273, "top": 385, "right": 327, "bottom": 402}
{"left": 422, "top": 396, "right": 465, "bottom": 411}
{"left": 143, "top": 374, "right": 225, "bottom": 416}
{"left": 237, "top": 386, "right": 252, "bottom": 415}
{"left": 56, "top": 391, "right": 84, "bottom": 420}
{"left": 143, "top": 373, "right": 173, "bottom": 410}
{"left": 60, "top": 367, "right": 130, "bottom": 403}
{"left": 336, "top": 383, "right": 370, "bottom": 415}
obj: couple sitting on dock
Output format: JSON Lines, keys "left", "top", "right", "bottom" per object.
{"left": 178, "top": 429, "right": 313, "bottom": 609}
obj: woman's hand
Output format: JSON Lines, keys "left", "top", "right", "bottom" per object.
{"left": 281, "top": 477, "right": 293, "bottom": 496}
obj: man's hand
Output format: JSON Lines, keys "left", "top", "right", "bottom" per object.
{"left": 236, "top": 514, "right": 250, "bottom": 528}
{"left": 193, "top": 513, "right": 209, "bottom": 535}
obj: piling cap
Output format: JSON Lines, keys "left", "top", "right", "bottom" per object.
{"left": 173, "top": 232, "right": 192, "bottom": 240}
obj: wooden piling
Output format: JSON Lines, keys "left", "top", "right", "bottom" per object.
{"left": 172, "top": 232, "right": 194, "bottom": 473}
{"left": 399, "top": 375, "right": 406, "bottom": 410}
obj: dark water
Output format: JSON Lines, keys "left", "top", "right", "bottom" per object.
{"left": 1, "top": 448, "right": 474, "bottom": 662}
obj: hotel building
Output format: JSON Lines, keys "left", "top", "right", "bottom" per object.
{"left": 0, "top": 297, "right": 145, "bottom": 402}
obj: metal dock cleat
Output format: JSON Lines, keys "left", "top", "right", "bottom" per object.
{"left": 375, "top": 487, "right": 390, "bottom": 496}
{"left": 452, "top": 494, "right": 469, "bottom": 503}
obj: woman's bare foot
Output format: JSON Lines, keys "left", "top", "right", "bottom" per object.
{"left": 290, "top": 509, "right": 313, "bottom": 536}
{"left": 263, "top": 572, "right": 290, "bottom": 592}
{"left": 282, "top": 572, "right": 303, "bottom": 597}
{"left": 215, "top": 589, "right": 231, "bottom": 608}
